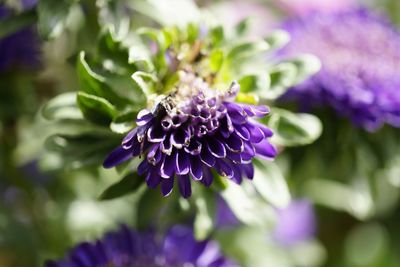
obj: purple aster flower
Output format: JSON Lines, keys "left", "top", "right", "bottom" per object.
{"left": 103, "top": 71, "right": 276, "bottom": 198}
{"left": 0, "top": 4, "right": 40, "bottom": 72}
{"left": 280, "top": 8, "right": 400, "bottom": 131}
{"left": 273, "top": 199, "right": 316, "bottom": 246}
{"left": 45, "top": 225, "right": 238, "bottom": 267}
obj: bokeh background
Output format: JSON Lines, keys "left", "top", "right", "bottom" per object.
{"left": 1, "top": 0, "right": 400, "bottom": 266}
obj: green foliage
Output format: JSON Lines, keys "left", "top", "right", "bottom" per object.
{"left": 267, "top": 108, "right": 323, "bottom": 147}
{"left": 99, "top": 172, "right": 145, "bottom": 200}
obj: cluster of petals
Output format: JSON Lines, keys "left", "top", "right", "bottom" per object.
{"left": 104, "top": 72, "right": 276, "bottom": 197}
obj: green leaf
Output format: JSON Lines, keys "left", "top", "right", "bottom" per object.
{"left": 264, "top": 62, "right": 297, "bottom": 100}
{"left": 287, "top": 54, "right": 321, "bottom": 84}
{"left": 37, "top": 0, "right": 80, "bottom": 39}
{"left": 99, "top": 172, "right": 144, "bottom": 200}
{"left": 253, "top": 160, "right": 291, "bottom": 208}
{"left": 209, "top": 50, "right": 224, "bottom": 73}
{"left": 77, "top": 51, "right": 132, "bottom": 107}
{"left": 267, "top": 108, "right": 322, "bottom": 147}
{"left": 264, "top": 30, "right": 290, "bottom": 51}
{"left": 209, "top": 26, "right": 224, "bottom": 46}
{"left": 263, "top": 55, "right": 320, "bottom": 100}
{"left": 129, "top": 0, "right": 200, "bottom": 27}
{"left": 234, "top": 18, "right": 250, "bottom": 36}
{"left": 131, "top": 71, "right": 157, "bottom": 96}
{"left": 227, "top": 41, "right": 270, "bottom": 62}
{"left": 44, "top": 133, "right": 119, "bottom": 169}
{"left": 45, "top": 119, "right": 111, "bottom": 137}
{"left": 0, "top": 9, "right": 37, "bottom": 39}
{"left": 221, "top": 181, "right": 276, "bottom": 227}
{"left": 42, "top": 92, "right": 82, "bottom": 120}
{"left": 193, "top": 189, "right": 216, "bottom": 240}
{"left": 77, "top": 92, "right": 117, "bottom": 125}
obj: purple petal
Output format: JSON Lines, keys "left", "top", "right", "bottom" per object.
{"left": 200, "top": 148, "right": 216, "bottom": 167}
{"left": 201, "top": 168, "right": 214, "bottom": 187}
{"left": 251, "top": 120, "right": 273, "bottom": 138}
{"left": 241, "top": 163, "right": 254, "bottom": 179}
{"left": 224, "top": 132, "right": 244, "bottom": 152}
{"left": 147, "top": 125, "right": 166, "bottom": 143}
{"left": 245, "top": 123, "right": 265, "bottom": 143}
{"left": 230, "top": 164, "right": 243, "bottom": 184}
{"left": 226, "top": 103, "right": 247, "bottom": 124}
{"left": 147, "top": 144, "right": 162, "bottom": 165}
{"left": 171, "top": 128, "right": 190, "bottom": 149}
{"left": 226, "top": 150, "right": 242, "bottom": 164}
{"left": 184, "top": 139, "right": 202, "bottom": 155}
{"left": 161, "top": 178, "right": 174, "bottom": 196}
{"left": 138, "top": 160, "right": 150, "bottom": 175}
{"left": 146, "top": 169, "right": 161, "bottom": 188}
{"left": 160, "top": 153, "right": 177, "bottom": 178}
{"left": 219, "top": 115, "right": 234, "bottom": 138}
{"left": 176, "top": 151, "right": 190, "bottom": 175}
{"left": 215, "top": 160, "right": 234, "bottom": 178}
{"left": 254, "top": 139, "right": 277, "bottom": 159}
{"left": 103, "top": 146, "right": 132, "bottom": 168}
{"left": 242, "top": 105, "right": 270, "bottom": 117}
{"left": 161, "top": 134, "right": 173, "bottom": 155}
{"left": 190, "top": 156, "right": 203, "bottom": 180}
{"left": 122, "top": 128, "right": 138, "bottom": 146}
{"left": 241, "top": 143, "right": 256, "bottom": 163}
{"left": 178, "top": 175, "right": 192, "bottom": 198}
{"left": 136, "top": 109, "right": 153, "bottom": 126}
{"left": 206, "top": 138, "right": 226, "bottom": 158}
{"left": 235, "top": 124, "right": 250, "bottom": 141}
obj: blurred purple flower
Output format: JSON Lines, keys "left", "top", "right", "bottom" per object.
{"left": 104, "top": 71, "right": 276, "bottom": 198}
{"left": 0, "top": 4, "right": 40, "bottom": 72}
{"left": 215, "top": 196, "right": 239, "bottom": 228}
{"left": 277, "top": 0, "right": 356, "bottom": 16}
{"left": 280, "top": 8, "right": 400, "bottom": 131}
{"left": 273, "top": 200, "right": 316, "bottom": 246}
{"left": 46, "top": 225, "right": 238, "bottom": 267}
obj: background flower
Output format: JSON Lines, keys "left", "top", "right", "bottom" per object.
{"left": 280, "top": 8, "right": 400, "bottom": 131}
{"left": 46, "top": 225, "right": 237, "bottom": 267}
{"left": 273, "top": 199, "right": 316, "bottom": 246}
{"left": 0, "top": 4, "right": 40, "bottom": 72}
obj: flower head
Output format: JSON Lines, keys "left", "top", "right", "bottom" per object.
{"left": 46, "top": 225, "right": 237, "bottom": 267}
{"left": 273, "top": 199, "right": 316, "bottom": 246}
{"left": 104, "top": 71, "right": 276, "bottom": 197}
{"left": 0, "top": 4, "right": 40, "bottom": 72}
{"left": 280, "top": 8, "right": 400, "bottom": 131}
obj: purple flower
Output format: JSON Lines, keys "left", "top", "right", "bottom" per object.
{"left": 215, "top": 197, "right": 239, "bottom": 228}
{"left": 280, "top": 8, "right": 400, "bottom": 131}
{"left": 104, "top": 71, "right": 276, "bottom": 198}
{"left": 273, "top": 200, "right": 316, "bottom": 246}
{"left": 0, "top": 4, "right": 40, "bottom": 71}
{"left": 45, "top": 225, "right": 238, "bottom": 267}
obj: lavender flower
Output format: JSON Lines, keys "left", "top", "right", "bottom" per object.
{"left": 0, "top": 4, "right": 40, "bottom": 71}
{"left": 45, "top": 225, "right": 237, "bottom": 267}
{"left": 280, "top": 8, "right": 400, "bottom": 131}
{"left": 104, "top": 71, "right": 276, "bottom": 198}
{"left": 273, "top": 200, "right": 316, "bottom": 246}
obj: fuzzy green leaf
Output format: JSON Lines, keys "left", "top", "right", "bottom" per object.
{"left": 268, "top": 108, "right": 322, "bottom": 147}
{"left": 99, "top": 172, "right": 144, "bottom": 200}
{"left": 77, "top": 92, "right": 117, "bottom": 125}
